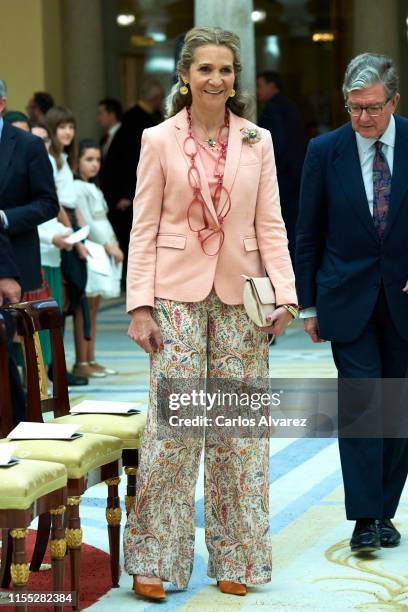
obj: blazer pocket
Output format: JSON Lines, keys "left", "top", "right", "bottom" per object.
{"left": 243, "top": 237, "right": 259, "bottom": 252}
{"left": 156, "top": 234, "right": 187, "bottom": 249}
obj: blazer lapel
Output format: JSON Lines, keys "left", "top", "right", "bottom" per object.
{"left": 174, "top": 109, "right": 219, "bottom": 228}
{"left": 333, "top": 125, "right": 379, "bottom": 244}
{"left": 0, "top": 124, "right": 17, "bottom": 198}
{"left": 218, "top": 111, "right": 243, "bottom": 212}
{"left": 382, "top": 116, "right": 408, "bottom": 240}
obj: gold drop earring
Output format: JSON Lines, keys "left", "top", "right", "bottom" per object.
{"left": 180, "top": 80, "right": 189, "bottom": 95}
{"left": 229, "top": 88, "right": 236, "bottom": 98}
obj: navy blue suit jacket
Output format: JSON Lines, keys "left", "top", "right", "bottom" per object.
{"left": 296, "top": 115, "right": 408, "bottom": 343}
{"left": 258, "top": 92, "right": 304, "bottom": 204}
{"left": 0, "top": 227, "right": 19, "bottom": 280}
{"left": 0, "top": 123, "right": 58, "bottom": 292}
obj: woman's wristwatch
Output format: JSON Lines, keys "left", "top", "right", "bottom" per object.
{"left": 281, "top": 304, "right": 300, "bottom": 319}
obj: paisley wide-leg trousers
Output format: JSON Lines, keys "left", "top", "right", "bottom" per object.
{"left": 124, "top": 292, "right": 271, "bottom": 588}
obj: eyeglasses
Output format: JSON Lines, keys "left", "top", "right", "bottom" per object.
{"left": 345, "top": 100, "right": 390, "bottom": 117}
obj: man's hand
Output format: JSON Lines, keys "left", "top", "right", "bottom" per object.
{"left": 260, "top": 306, "right": 293, "bottom": 336}
{"left": 0, "top": 277, "right": 21, "bottom": 306}
{"left": 128, "top": 307, "right": 164, "bottom": 353}
{"left": 116, "top": 198, "right": 132, "bottom": 211}
{"left": 402, "top": 281, "right": 408, "bottom": 294}
{"left": 304, "top": 316, "right": 325, "bottom": 343}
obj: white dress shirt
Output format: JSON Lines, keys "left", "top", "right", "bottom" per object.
{"left": 301, "top": 115, "right": 396, "bottom": 318}
{"left": 102, "top": 122, "right": 121, "bottom": 157}
{"left": 355, "top": 114, "right": 395, "bottom": 215}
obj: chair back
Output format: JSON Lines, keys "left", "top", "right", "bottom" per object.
{"left": 5, "top": 300, "right": 70, "bottom": 420}
{"left": 0, "top": 313, "right": 13, "bottom": 436}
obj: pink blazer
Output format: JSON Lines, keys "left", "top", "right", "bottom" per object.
{"left": 126, "top": 107, "right": 297, "bottom": 312}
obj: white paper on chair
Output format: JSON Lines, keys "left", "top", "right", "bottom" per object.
{"left": 8, "top": 422, "right": 82, "bottom": 440}
{"left": 64, "top": 225, "right": 90, "bottom": 245}
{"left": 84, "top": 240, "right": 112, "bottom": 276}
{"left": 0, "top": 443, "right": 18, "bottom": 466}
{"left": 70, "top": 400, "right": 141, "bottom": 415}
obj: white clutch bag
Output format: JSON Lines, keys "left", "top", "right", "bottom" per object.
{"left": 242, "top": 275, "right": 276, "bottom": 327}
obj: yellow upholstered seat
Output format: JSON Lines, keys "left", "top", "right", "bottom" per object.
{"left": 53, "top": 413, "right": 147, "bottom": 449}
{"left": 0, "top": 433, "right": 123, "bottom": 479}
{"left": 0, "top": 459, "right": 67, "bottom": 509}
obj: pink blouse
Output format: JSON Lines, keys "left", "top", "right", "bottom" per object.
{"left": 197, "top": 143, "right": 227, "bottom": 211}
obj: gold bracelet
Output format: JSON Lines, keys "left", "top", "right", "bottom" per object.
{"left": 282, "top": 304, "right": 300, "bottom": 319}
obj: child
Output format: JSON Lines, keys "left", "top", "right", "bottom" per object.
{"left": 45, "top": 106, "right": 91, "bottom": 384}
{"left": 73, "top": 139, "right": 124, "bottom": 377}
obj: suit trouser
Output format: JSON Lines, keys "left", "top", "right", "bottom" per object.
{"left": 1, "top": 309, "right": 26, "bottom": 426}
{"left": 331, "top": 286, "right": 408, "bottom": 519}
{"left": 9, "top": 348, "right": 26, "bottom": 426}
{"left": 124, "top": 292, "right": 272, "bottom": 588}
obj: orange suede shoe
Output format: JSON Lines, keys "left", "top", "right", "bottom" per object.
{"left": 133, "top": 576, "right": 166, "bottom": 600}
{"left": 217, "top": 580, "right": 247, "bottom": 595}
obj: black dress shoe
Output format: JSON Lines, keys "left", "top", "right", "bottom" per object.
{"left": 378, "top": 519, "right": 401, "bottom": 547}
{"left": 350, "top": 519, "right": 381, "bottom": 552}
{"left": 66, "top": 372, "right": 88, "bottom": 386}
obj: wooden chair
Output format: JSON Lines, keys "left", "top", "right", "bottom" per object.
{"left": 18, "top": 299, "right": 146, "bottom": 517}
{"left": 0, "top": 302, "right": 124, "bottom": 608}
{"left": 0, "top": 312, "right": 68, "bottom": 612}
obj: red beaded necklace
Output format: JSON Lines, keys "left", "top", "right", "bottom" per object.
{"left": 184, "top": 107, "right": 232, "bottom": 256}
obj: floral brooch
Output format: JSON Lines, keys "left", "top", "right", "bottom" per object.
{"left": 240, "top": 127, "right": 261, "bottom": 145}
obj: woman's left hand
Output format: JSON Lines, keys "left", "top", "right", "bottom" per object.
{"left": 260, "top": 306, "right": 293, "bottom": 336}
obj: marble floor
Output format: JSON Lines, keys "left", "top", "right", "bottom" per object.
{"left": 60, "top": 299, "right": 407, "bottom": 611}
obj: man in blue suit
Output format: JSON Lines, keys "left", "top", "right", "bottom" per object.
{"left": 0, "top": 79, "right": 58, "bottom": 424}
{"left": 296, "top": 54, "right": 408, "bottom": 552}
{"left": 0, "top": 80, "right": 58, "bottom": 294}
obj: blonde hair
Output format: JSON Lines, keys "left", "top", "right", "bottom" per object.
{"left": 166, "top": 26, "right": 253, "bottom": 119}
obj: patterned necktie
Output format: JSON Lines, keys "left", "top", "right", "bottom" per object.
{"left": 372, "top": 140, "right": 391, "bottom": 238}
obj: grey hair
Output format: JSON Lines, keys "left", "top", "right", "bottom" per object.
{"left": 342, "top": 53, "right": 399, "bottom": 100}
{"left": 165, "top": 26, "right": 253, "bottom": 119}
{"left": 0, "top": 80, "right": 7, "bottom": 98}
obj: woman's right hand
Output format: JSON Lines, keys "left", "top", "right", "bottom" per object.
{"left": 128, "top": 306, "right": 164, "bottom": 353}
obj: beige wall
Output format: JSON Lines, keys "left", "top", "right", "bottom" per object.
{"left": 0, "top": 0, "right": 64, "bottom": 112}
{"left": 42, "top": 0, "right": 64, "bottom": 104}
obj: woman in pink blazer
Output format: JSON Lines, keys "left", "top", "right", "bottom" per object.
{"left": 124, "top": 26, "right": 298, "bottom": 600}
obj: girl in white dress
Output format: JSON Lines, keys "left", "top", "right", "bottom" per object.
{"left": 74, "top": 139, "right": 124, "bottom": 376}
